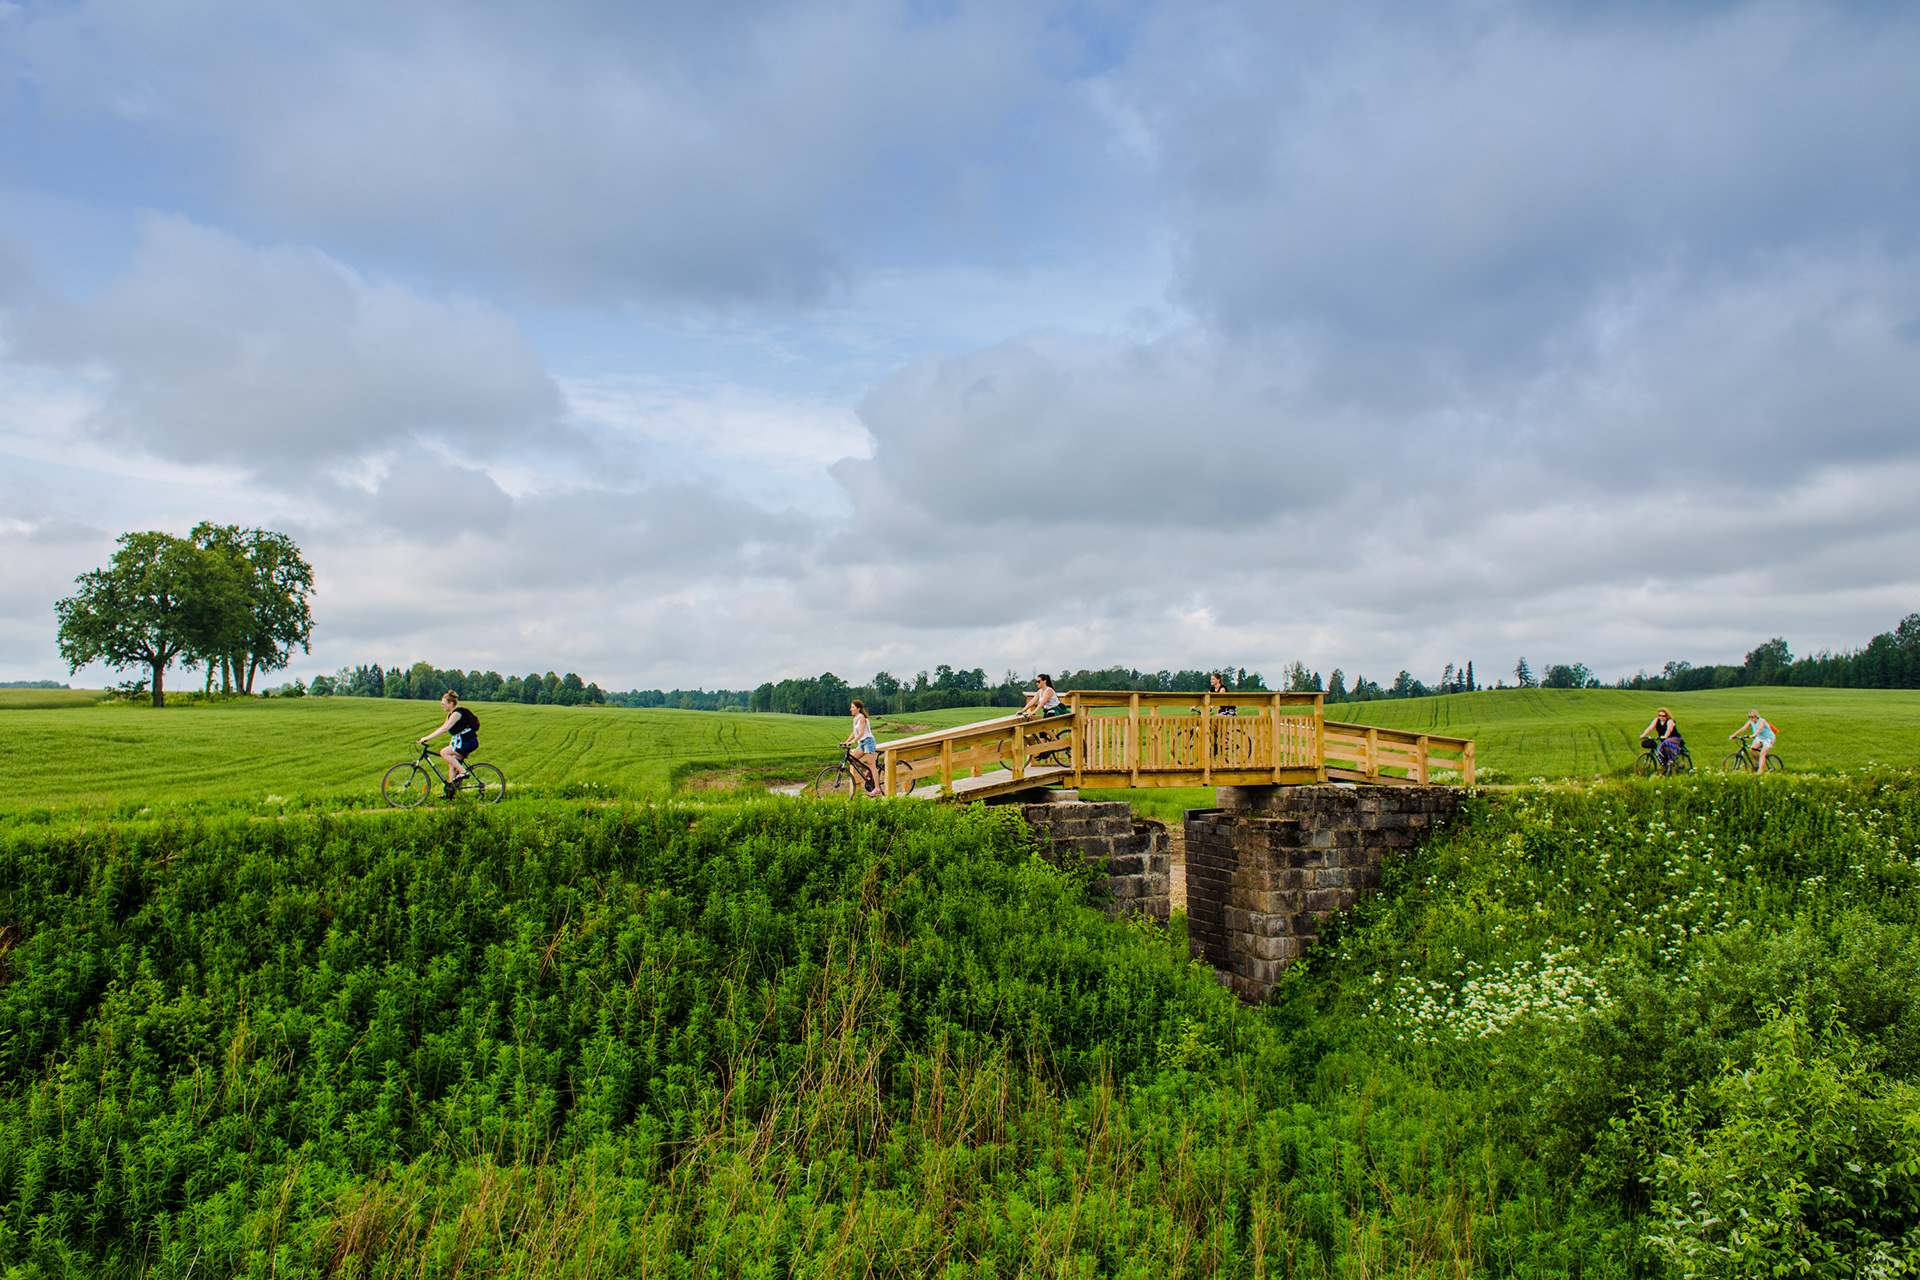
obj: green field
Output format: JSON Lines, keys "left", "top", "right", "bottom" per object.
{"left": 1333, "top": 685, "right": 1920, "bottom": 780}
{"left": 0, "top": 697, "right": 1010, "bottom": 812}
{"left": 0, "top": 688, "right": 107, "bottom": 710}
{"left": 4, "top": 688, "right": 1919, "bottom": 815}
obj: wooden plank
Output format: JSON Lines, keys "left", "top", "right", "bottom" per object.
{"left": 1417, "top": 735, "right": 1429, "bottom": 785}
{"left": 1201, "top": 691, "right": 1212, "bottom": 786}
{"left": 1314, "top": 693, "right": 1327, "bottom": 783}
{"left": 1464, "top": 741, "right": 1475, "bottom": 786}
{"left": 941, "top": 738, "right": 954, "bottom": 798}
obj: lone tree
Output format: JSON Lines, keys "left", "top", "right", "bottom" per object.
{"left": 55, "top": 532, "right": 218, "bottom": 706}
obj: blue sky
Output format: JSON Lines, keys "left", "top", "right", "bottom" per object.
{"left": 3, "top": 0, "right": 1918, "bottom": 692}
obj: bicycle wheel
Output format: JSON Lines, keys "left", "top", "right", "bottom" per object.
{"left": 382, "top": 762, "right": 431, "bottom": 808}
{"left": 1720, "top": 751, "right": 1749, "bottom": 774}
{"left": 805, "top": 764, "right": 852, "bottom": 798}
{"left": 1761, "top": 753, "right": 1783, "bottom": 773}
{"left": 1670, "top": 750, "right": 1693, "bottom": 775}
{"left": 1632, "top": 751, "right": 1657, "bottom": 777}
{"left": 461, "top": 762, "right": 507, "bottom": 805}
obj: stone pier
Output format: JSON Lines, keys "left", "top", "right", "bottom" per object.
{"left": 1184, "top": 785, "right": 1466, "bottom": 1002}
{"left": 1010, "top": 794, "right": 1173, "bottom": 922}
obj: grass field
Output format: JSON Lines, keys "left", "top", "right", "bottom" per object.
{"left": 1334, "top": 685, "right": 1920, "bottom": 780}
{"left": 0, "top": 696, "right": 1009, "bottom": 812}
{"left": 4, "top": 687, "right": 1917, "bottom": 814}
{"left": 0, "top": 688, "right": 107, "bottom": 710}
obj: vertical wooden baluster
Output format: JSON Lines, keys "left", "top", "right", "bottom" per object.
{"left": 1366, "top": 726, "right": 1379, "bottom": 780}
{"left": 1464, "top": 740, "right": 1475, "bottom": 786}
{"left": 1416, "top": 734, "right": 1429, "bottom": 785}
{"left": 941, "top": 738, "right": 954, "bottom": 797}
{"left": 1201, "top": 691, "right": 1212, "bottom": 785}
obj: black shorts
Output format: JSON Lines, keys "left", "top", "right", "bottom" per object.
{"left": 451, "top": 732, "right": 477, "bottom": 758}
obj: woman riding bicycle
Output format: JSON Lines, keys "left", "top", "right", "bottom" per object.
{"left": 842, "top": 699, "right": 880, "bottom": 797}
{"left": 1731, "top": 709, "right": 1777, "bottom": 771}
{"left": 419, "top": 691, "right": 479, "bottom": 799}
{"left": 1018, "top": 674, "right": 1068, "bottom": 721}
{"left": 1640, "top": 706, "right": 1684, "bottom": 768}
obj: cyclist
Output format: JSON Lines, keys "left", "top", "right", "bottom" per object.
{"left": 1640, "top": 706, "right": 1684, "bottom": 768}
{"left": 1731, "top": 709, "right": 1777, "bottom": 771}
{"left": 419, "top": 691, "right": 480, "bottom": 798}
{"left": 841, "top": 699, "right": 880, "bottom": 796}
{"left": 1208, "top": 671, "right": 1238, "bottom": 715}
{"left": 1018, "top": 674, "right": 1068, "bottom": 721}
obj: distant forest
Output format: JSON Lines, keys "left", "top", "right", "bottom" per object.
{"left": 291, "top": 611, "right": 1920, "bottom": 718}
{"left": 0, "top": 680, "right": 70, "bottom": 689}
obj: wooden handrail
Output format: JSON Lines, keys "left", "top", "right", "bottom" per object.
{"left": 869, "top": 695, "right": 1474, "bottom": 798}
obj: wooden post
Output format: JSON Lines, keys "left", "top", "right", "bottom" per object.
{"left": 1201, "top": 692, "right": 1212, "bottom": 785}
{"left": 1129, "top": 692, "right": 1140, "bottom": 787}
{"left": 941, "top": 738, "right": 954, "bottom": 797}
{"left": 1069, "top": 693, "right": 1082, "bottom": 788}
{"left": 1416, "top": 735, "right": 1430, "bottom": 785}
{"left": 1313, "top": 693, "right": 1326, "bottom": 783}
{"left": 1463, "top": 740, "right": 1475, "bottom": 786}
{"left": 1366, "top": 727, "right": 1379, "bottom": 780}
{"left": 1271, "top": 693, "right": 1282, "bottom": 783}
{"left": 1013, "top": 717, "right": 1027, "bottom": 781}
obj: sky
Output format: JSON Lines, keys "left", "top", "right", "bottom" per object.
{"left": 3, "top": 0, "right": 1918, "bottom": 693}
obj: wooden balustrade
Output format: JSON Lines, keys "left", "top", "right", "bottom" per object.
{"left": 873, "top": 691, "right": 1473, "bottom": 801}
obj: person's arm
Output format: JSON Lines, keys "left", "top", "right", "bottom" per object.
{"left": 419, "top": 711, "right": 458, "bottom": 744}
{"left": 1641, "top": 718, "right": 1658, "bottom": 739}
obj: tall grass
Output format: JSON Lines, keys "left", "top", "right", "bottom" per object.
{"left": 3, "top": 773, "right": 1918, "bottom": 1275}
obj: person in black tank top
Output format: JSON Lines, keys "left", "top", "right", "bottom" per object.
{"left": 420, "top": 691, "right": 481, "bottom": 797}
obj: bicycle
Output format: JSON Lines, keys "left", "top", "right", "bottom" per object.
{"left": 1633, "top": 736, "right": 1693, "bottom": 777}
{"left": 806, "top": 747, "right": 878, "bottom": 798}
{"left": 1017, "top": 712, "right": 1074, "bottom": 771}
{"left": 382, "top": 743, "right": 508, "bottom": 808}
{"left": 1721, "top": 734, "right": 1783, "bottom": 774}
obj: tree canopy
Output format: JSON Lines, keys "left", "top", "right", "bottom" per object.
{"left": 54, "top": 528, "right": 315, "bottom": 706}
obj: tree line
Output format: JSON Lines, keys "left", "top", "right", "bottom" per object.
{"left": 309, "top": 663, "right": 609, "bottom": 706}
{"left": 1605, "top": 614, "right": 1920, "bottom": 692}
{"left": 55, "top": 527, "right": 315, "bottom": 706}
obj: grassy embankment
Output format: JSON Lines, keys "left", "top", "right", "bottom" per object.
{"left": 3, "top": 774, "right": 1918, "bottom": 1276}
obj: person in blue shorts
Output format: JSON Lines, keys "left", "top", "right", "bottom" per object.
{"left": 419, "top": 691, "right": 480, "bottom": 798}
{"left": 1731, "top": 709, "right": 1777, "bottom": 771}
{"left": 842, "top": 699, "right": 880, "bottom": 796}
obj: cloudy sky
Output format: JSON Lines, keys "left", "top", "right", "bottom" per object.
{"left": 3, "top": 0, "right": 1917, "bottom": 692}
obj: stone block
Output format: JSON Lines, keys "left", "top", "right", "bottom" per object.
{"left": 1305, "top": 887, "right": 1343, "bottom": 913}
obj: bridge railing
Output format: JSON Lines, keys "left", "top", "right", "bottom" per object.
{"left": 1322, "top": 721, "right": 1474, "bottom": 785}
{"left": 882, "top": 712, "right": 1073, "bottom": 797}
{"left": 876, "top": 692, "right": 1474, "bottom": 798}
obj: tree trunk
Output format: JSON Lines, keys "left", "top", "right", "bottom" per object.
{"left": 150, "top": 658, "right": 166, "bottom": 707}
{"left": 244, "top": 654, "right": 257, "bottom": 694}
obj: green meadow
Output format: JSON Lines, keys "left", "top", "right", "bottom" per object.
{"left": 1323, "top": 685, "right": 1920, "bottom": 780}
{"left": 4, "top": 687, "right": 1919, "bottom": 816}
{"left": 0, "top": 696, "right": 1018, "bottom": 813}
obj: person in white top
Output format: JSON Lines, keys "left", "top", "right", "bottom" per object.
{"left": 841, "top": 699, "right": 881, "bottom": 796}
{"left": 1018, "top": 674, "right": 1067, "bottom": 720}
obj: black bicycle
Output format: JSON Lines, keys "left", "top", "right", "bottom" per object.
{"left": 382, "top": 743, "right": 507, "bottom": 808}
{"left": 1633, "top": 736, "right": 1693, "bottom": 776}
{"left": 1018, "top": 712, "right": 1074, "bottom": 770}
{"left": 1721, "top": 734, "right": 1783, "bottom": 774}
{"left": 806, "top": 747, "right": 879, "bottom": 798}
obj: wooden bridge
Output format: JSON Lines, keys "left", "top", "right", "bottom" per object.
{"left": 877, "top": 691, "right": 1474, "bottom": 801}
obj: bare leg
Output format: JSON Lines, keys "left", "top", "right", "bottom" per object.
{"left": 441, "top": 744, "right": 467, "bottom": 780}
{"left": 857, "top": 751, "right": 877, "bottom": 794}
{"left": 1757, "top": 743, "right": 1771, "bottom": 771}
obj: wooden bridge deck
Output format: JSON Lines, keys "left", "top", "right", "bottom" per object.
{"left": 878, "top": 692, "right": 1473, "bottom": 801}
